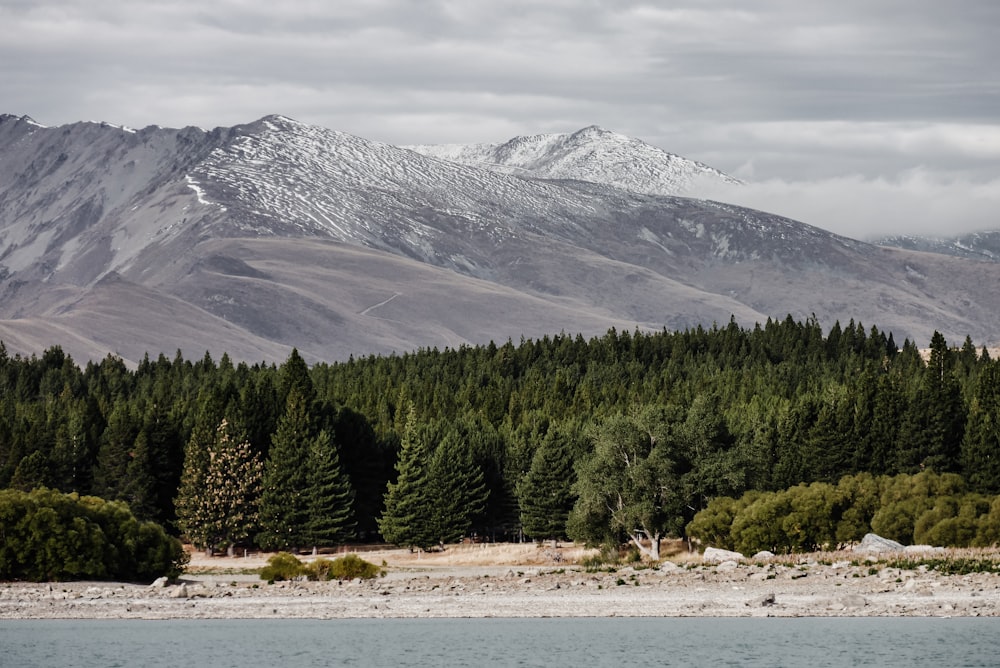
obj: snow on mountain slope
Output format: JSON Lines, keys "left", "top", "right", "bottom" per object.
{"left": 3, "top": 112, "right": 1000, "bottom": 364}
{"left": 185, "top": 116, "right": 866, "bottom": 277}
{"left": 407, "top": 125, "right": 741, "bottom": 196}
{"left": 876, "top": 231, "right": 1000, "bottom": 263}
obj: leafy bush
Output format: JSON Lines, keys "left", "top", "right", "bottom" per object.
{"left": 262, "top": 553, "right": 385, "bottom": 582}
{"left": 688, "top": 470, "right": 1000, "bottom": 554}
{"left": 0, "top": 488, "right": 187, "bottom": 582}
{"left": 871, "top": 471, "right": 967, "bottom": 544}
{"left": 259, "top": 552, "right": 305, "bottom": 582}
{"left": 322, "top": 554, "right": 384, "bottom": 580}
{"left": 304, "top": 558, "right": 335, "bottom": 580}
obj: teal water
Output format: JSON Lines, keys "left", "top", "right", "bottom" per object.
{"left": 1, "top": 617, "right": 997, "bottom": 667}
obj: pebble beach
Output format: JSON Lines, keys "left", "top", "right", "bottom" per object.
{"left": 3, "top": 544, "right": 999, "bottom": 620}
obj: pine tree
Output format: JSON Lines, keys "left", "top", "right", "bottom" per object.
{"left": 202, "top": 418, "right": 264, "bottom": 553}
{"left": 332, "top": 406, "right": 391, "bottom": 540}
{"left": 378, "top": 407, "right": 437, "bottom": 550}
{"left": 517, "top": 428, "right": 576, "bottom": 543}
{"left": 138, "top": 390, "right": 183, "bottom": 525}
{"left": 9, "top": 450, "right": 51, "bottom": 491}
{"left": 303, "top": 429, "right": 356, "bottom": 548}
{"left": 897, "top": 332, "right": 964, "bottom": 472}
{"left": 92, "top": 403, "right": 139, "bottom": 500}
{"left": 121, "top": 431, "right": 157, "bottom": 520}
{"left": 257, "top": 390, "right": 314, "bottom": 551}
{"left": 175, "top": 416, "right": 263, "bottom": 553}
{"left": 174, "top": 391, "right": 226, "bottom": 549}
{"left": 962, "top": 362, "right": 1000, "bottom": 493}
{"left": 279, "top": 348, "right": 315, "bottom": 407}
{"left": 427, "top": 430, "right": 488, "bottom": 546}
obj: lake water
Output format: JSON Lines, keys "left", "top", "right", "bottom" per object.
{"left": 2, "top": 617, "right": 998, "bottom": 667}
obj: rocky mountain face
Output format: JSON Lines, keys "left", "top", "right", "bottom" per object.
{"left": 2, "top": 112, "right": 999, "bottom": 365}
{"left": 406, "top": 125, "right": 741, "bottom": 196}
{"left": 876, "top": 231, "right": 1000, "bottom": 263}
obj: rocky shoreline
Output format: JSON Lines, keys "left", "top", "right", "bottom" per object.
{"left": 3, "top": 557, "right": 998, "bottom": 620}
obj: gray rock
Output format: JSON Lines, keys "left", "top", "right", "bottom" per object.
{"left": 715, "top": 560, "right": 740, "bottom": 572}
{"left": 751, "top": 551, "right": 775, "bottom": 561}
{"left": 149, "top": 577, "right": 169, "bottom": 588}
{"left": 169, "top": 584, "right": 189, "bottom": 599}
{"left": 840, "top": 594, "right": 868, "bottom": 609}
{"left": 752, "top": 592, "right": 776, "bottom": 607}
{"left": 904, "top": 544, "right": 946, "bottom": 554}
{"left": 854, "top": 533, "right": 904, "bottom": 553}
{"left": 703, "top": 547, "right": 745, "bottom": 564}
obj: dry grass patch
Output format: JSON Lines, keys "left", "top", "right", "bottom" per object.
{"left": 183, "top": 542, "right": 600, "bottom": 574}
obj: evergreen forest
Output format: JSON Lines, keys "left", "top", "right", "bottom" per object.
{"left": 2, "top": 315, "right": 1000, "bottom": 560}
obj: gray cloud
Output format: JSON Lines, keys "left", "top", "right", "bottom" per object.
{"left": 1, "top": 0, "right": 997, "bottom": 238}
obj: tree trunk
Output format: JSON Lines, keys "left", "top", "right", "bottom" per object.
{"left": 630, "top": 530, "right": 661, "bottom": 561}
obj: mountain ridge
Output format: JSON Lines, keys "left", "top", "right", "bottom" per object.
{"left": 406, "top": 125, "right": 741, "bottom": 197}
{"left": 876, "top": 231, "right": 1000, "bottom": 263}
{"left": 2, "top": 113, "right": 999, "bottom": 365}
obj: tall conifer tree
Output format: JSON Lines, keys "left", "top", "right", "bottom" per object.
{"left": 201, "top": 418, "right": 263, "bottom": 553}
{"left": 257, "top": 389, "right": 313, "bottom": 550}
{"left": 378, "top": 406, "right": 437, "bottom": 550}
{"left": 962, "top": 362, "right": 1000, "bottom": 493}
{"left": 303, "top": 429, "right": 356, "bottom": 548}
{"left": 517, "top": 428, "right": 575, "bottom": 543}
{"left": 427, "top": 430, "right": 488, "bottom": 546}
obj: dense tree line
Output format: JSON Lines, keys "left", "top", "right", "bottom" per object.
{"left": 1, "top": 315, "right": 999, "bottom": 554}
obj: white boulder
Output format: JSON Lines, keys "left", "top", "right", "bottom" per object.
{"left": 853, "top": 533, "right": 904, "bottom": 553}
{"left": 703, "top": 547, "right": 745, "bottom": 564}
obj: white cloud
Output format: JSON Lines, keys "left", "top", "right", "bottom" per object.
{"left": 1, "top": 0, "right": 998, "bottom": 240}
{"left": 691, "top": 169, "right": 1000, "bottom": 240}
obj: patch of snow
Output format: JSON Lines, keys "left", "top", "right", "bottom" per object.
{"left": 406, "top": 126, "right": 741, "bottom": 197}
{"left": 185, "top": 175, "right": 211, "bottom": 205}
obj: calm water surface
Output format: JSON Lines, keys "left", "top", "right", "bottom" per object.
{"left": 2, "top": 617, "right": 998, "bottom": 667}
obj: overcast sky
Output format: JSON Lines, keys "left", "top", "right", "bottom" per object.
{"left": 2, "top": 0, "right": 998, "bottom": 240}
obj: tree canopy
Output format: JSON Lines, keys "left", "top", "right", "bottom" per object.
{"left": 2, "top": 318, "right": 999, "bottom": 556}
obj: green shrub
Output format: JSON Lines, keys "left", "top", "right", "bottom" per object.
{"left": 260, "top": 552, "right": 305, "bottom": 582}
{"left": 304, "top": 558, "right": 335, "bottom": 581}
{"left": 323, "top": 554, "right": 384, "bottom": 580}
{"left": 0, "top": 488, "right": 186, "bottom": 582}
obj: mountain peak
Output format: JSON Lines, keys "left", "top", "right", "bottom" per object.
{"left": 569, "top": 124, "right": 618, "bottom": 139}
{"left": 407, "top": 126, "right": 740, "bottom": 196}
{"left": 258, "top": 114, "right": 306, "bottom": 129}
{"left": 4, "top": 111, "right": 1000, "bottom": 365}
{"left": 0, "top": 114, "right": 46, "bottom": 129}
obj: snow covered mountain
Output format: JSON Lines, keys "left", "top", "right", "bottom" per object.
{"left": 407, "top": 125, "right": 741, "bottom": 196}
{"left": 876, "top": 231, "right": 1000, "bottom": 263}
{"left": 2, "top": 112, "right": 999, "bottom": 365}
